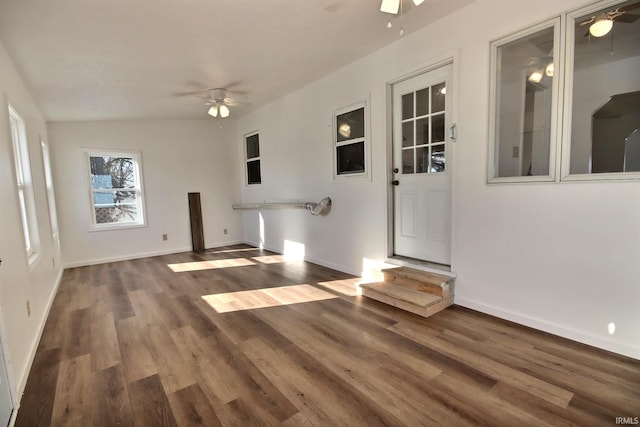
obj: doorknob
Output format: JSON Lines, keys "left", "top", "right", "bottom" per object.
{"left": 393, "top": 168, "right": 399, "bottom": 173}
{"left": 392, "top": 180, "right": 399, "bottom": 186}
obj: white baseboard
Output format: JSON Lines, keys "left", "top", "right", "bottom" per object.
{"left": 242, "top": 240, "right": 361, "bottom": 277}
{"left": 455, "top": 297, "right": 640, "bottom": 360}
{"left": 64, "top": 240, "right": 248, "bottom": 269}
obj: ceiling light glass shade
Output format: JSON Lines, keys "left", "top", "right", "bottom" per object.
{"left": 589, "top": 16, "right": 613, "bottom": 37}
{"left": 528, "top": 69, "right": 544, "bottom": 83}
{"left": 380, "top": 0, "right": 400, "bottom": 14}
{"left": 412, "top": 0, "right": 425, "bottom": 5}
{"left": 208, "top": 105, "right": 218, "bottom": 117}
{"left": 545, "top": 62, "right": 554, "bottom": 77}
{"left": 338, "top": 123, "right": 351, "bottom": 138}
{"left": 219, "top": 104, "right": 230, "bottom": 118}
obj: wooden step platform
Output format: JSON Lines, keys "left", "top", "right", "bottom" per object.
{"left": 360, "top": 266, "right": 455, "bottom": 318}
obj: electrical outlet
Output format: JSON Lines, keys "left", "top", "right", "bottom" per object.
{"left": 162, "top": 234, "right": 168, "bottom": 241}
{"left": 223, "top": 228, "right": 228, "bottom": 235}
{"left": 26, "top": 300, "right": 31, "bottom": 317}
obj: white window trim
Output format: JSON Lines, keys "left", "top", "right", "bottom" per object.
{"left": 560, "top": 0, "right": 640, "bottom": 182}
{"left": 489, "top": 0, "right": 640, "bottom": 184}
{"left": 8, "top": 104, "right": 40, "bottom": 266}
{"left": 41, "top": 139, "right": 60, "bottom": 245}
{"left": 332, "top": 98, "right": 371, "bottom": 181}
{"left": 487, "top": 18, "right": 562, "bottom": 184}
{"left": 85, "top": 149, "right": 146, "bottom": 231}
{"left": 244, "top": 131, "right": 262, "bottom": 187}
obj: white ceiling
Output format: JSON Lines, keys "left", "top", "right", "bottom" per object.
{"left": 0, "top": 0, "right": 474, "bottom": 122}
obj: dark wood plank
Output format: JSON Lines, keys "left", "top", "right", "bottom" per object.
{"left": 127, "top": 374, "right": 178, "bottom": 427}
{"left": 167, "top": 384, "right": 223, "bottom": 427}
{"left": 14, "top": 348, "right": 60, "bottom": 427}
{"left": 89, "top": 365, "right": 134, "bottom": 427}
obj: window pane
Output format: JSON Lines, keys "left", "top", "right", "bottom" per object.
{"left": 246, "top": 134, "right": 260, "bottom": 159}
{"left": 402, "top": 121, "right": 414, "bottom": 147}
{"left": 432, "top": 144, "right": 446, "bottom": 173}
{"left": 402, "top": 148, "right": 414, "bottom": 174}
{"left": 416, "top": 146, "right": 429, "bottom": 173}
{"left": 93, "top": 190, "right": 138, "bottom": 224}
{"left": 416, "top": 88, "right": 429, "bottom": 116}
{"left": 336, "top": 108, "right": 365, "bottom": 142}
{"left": 402, "top": 93, "right": 414, "bottom": 120}
{"left": 432, "top": 83, "right": 446, "bottom": 113}
{"left": 247, "top": 159, "right": 262, "bottom": 184}
{"left": 416, "top": 118, "right": 429, "bottom": 146}
{"left": 90, "top": 156, "right": 136, "bottom": 189}
{"left": 432, "top": 114, "right": 445, "bottom": 143}
{"left": 569, "top": 1, "right": 640, "bottom": 174}
{"left": 337, "top": 142, "right": 365, "bottom": 175}
{"left": 493, "top": 26, "right": 554, "bottom": 178}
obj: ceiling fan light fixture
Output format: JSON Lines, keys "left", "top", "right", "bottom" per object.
{"left": 208, "top": 105, "right": 219, "bottom": 117}
{"left": 528, "top": 69, "right": 544, "bottom": 83}
{"left": 545, "top": 62, "right": 554, "bottom": 77}
{"left": 380, "top": 0, "right": 400, "bottom": 14}
{"left": 589, "top": 15, "right": 614, "bottom": 37}
{"left": 219, "top": 104, "right": 230, "bottom": 118}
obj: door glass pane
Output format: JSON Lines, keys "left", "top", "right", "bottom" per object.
{"left": 402, "top": 149, "right": 414, "bottom": 174}
{"left": 432, "top": 114, "right": 445, "bottom": 143}
{"left": 491, "top": 25, "right": 555, "bottom": 178}
{"left": 416, "top": 88, "right": 429, "bottom": 116}
{"left": 402, "top": 93, "right": 414, "bottom": 120}
{"left": 569, "top": 1, "right": 640, "bottom": 174}
{"left": 432, "top": 144, "right": 446, "bottom": 173}
{"left": 431, "top": 83, "right": 446, "bottom": 113}
{"left": 416, "top": 146, "right": 429, "bottom": 173}
{"left": 402, "top": 122, "right": 414, "bottom": 147}
{"left": 416, "top": 118, "right": 429, "bottom": 145}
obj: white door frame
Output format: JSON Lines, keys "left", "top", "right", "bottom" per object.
{"left": 386, "top": 54, "right": 459, "bottom": 270}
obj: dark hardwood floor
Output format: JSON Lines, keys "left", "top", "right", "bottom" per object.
{"left": 15, "top": 245, "right": 640, "bottom": 426}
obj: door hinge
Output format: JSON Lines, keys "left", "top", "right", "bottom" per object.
{"left": 450, "top": 123, "right": 457, "bottom": 142}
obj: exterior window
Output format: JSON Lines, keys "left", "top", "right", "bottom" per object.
{"left": 334, "top": 101, "right": 368, "bottom": 177}
{"left": 9, "top": 105, "right": 40, "bottom": 263}
{"left": 488, "top": 19, "right": 560, "bottom": 183}
{"left": 87, "top": 150, "right": 145, "bottom": 229}
{"left": 564, "top": 0, "right": 640, "bottom": 178}
{"left": 489, "top": 0, "right": 640, "bottom": 183}
{"left": 245, "top": 132, "right": 261, "bottom": 185}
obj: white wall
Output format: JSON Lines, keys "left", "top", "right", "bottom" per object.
{"left": 48, "top": 120, "right": 243, "bottom": 267}
{"left": 0, "top": 40, "right": 63, "bottom": 406}
{"left": 235, "top": 0, "right": 640, "bottom": 359}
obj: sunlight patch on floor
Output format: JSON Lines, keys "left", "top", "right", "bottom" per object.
{"left": 252, "top": 255, "right": 286, "bottom": 264}
{"left": 315, "top": 278, "right": 361, "bottom": 297}
{"left": 202, "top": 284, "right": 337, "bottom": 313}
{"left": 167, "top": 258, "right": 255, "bottom": 272}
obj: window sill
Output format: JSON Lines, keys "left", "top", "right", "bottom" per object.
{"left": 89, "top": 222, "right": 147, "bottom": 232}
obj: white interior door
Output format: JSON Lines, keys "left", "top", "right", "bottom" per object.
{"left": 392, "top": 64, "right": 452, "bottom": 265}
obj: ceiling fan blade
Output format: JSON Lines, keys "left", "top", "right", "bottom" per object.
{"left": 380, "top": 0, "right": 400, "bottom": 14}
{"left": 620, "top": 2, "right": 640, "bottom": 13}
{"left": 579, "top": 17, "right": 595, "bottom": 26}
{"left": 615, "top": 13, "right": 640, "bottom": 23}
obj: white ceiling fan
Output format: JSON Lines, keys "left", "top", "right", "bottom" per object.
{"left": 205, "top": 88, "right": 235, "bottom": 118}
{"left": 380, "top": 0, "right": 424, "bottom": 14}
